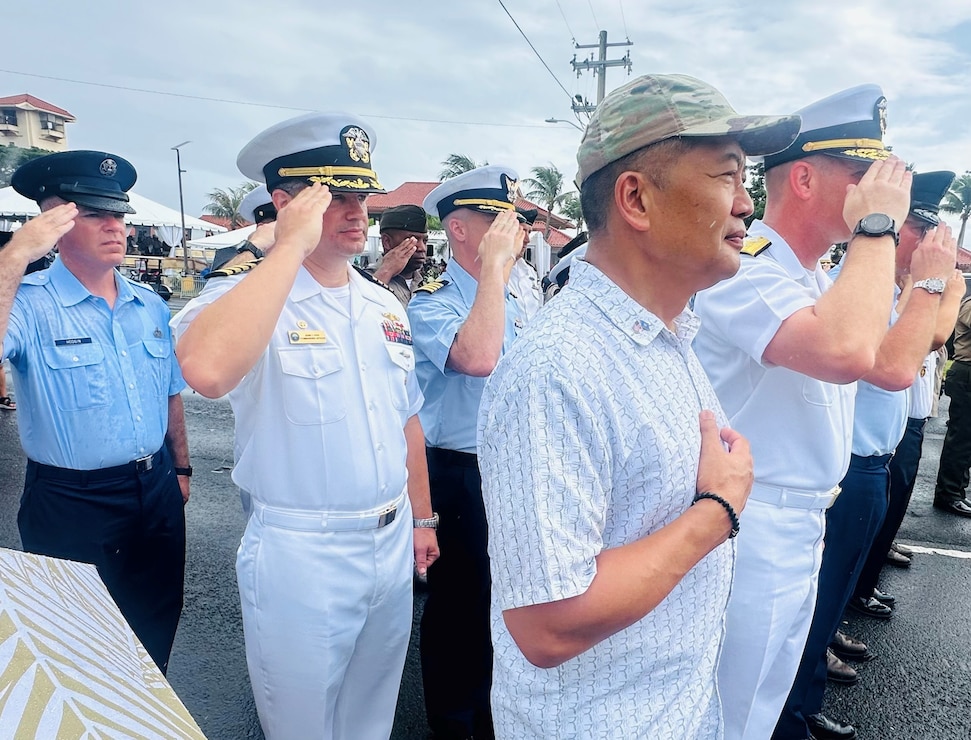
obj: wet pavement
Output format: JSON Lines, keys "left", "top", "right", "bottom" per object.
{"left": 1, "top": 378, "right": 970, "bottom": 739}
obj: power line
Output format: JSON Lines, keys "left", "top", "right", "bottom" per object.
{"left": 586, "top": 0, "right": 601, "bottom": 29}
{"left": 618, "top": 0, "right": 631, "bottom": 39}
{"left": 496, "top": 0, "right": 576, "bottom": 105}
{"left": 0, "top": 68, "right": 554, "bottom": 130}
{"left": 554, "top": 0, "right": 577, "bottom": 41}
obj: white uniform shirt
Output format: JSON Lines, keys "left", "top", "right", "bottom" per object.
{"left": 172, "top": 265, "right": 423, "bottom": 510}
{"left": 909, "top": 352, "right": 937, "bottom": 419}
{"left": 478, "top": 259, "right": 733, "bottom": 740}
{"left": 694, "top": 221, "right": 856, "bottom": 491}
{"left": 508, "top": 258, "right": 543, "bottom": 322}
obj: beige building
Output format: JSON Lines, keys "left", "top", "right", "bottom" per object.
{"left": 0, "top": 94, "right": 75, "bottom": 152}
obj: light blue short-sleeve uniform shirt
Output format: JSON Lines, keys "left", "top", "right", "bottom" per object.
{"left": 407, "top": 259, "right": 521, "bottom": 453}
{"left": 828, "top": 262, "right": 908, "bottom": 456}
{"left": 2, "top": 258, "right": 185, "bottom": 469}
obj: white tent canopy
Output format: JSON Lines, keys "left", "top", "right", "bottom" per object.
{"left": 0, "top": 186, "right": 226, "bottom": 241}
{"left": 186, "top": 224, "right": 255, "bottom": 251}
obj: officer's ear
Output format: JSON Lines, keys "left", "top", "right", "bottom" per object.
{"left": 270, "top": 188, "right": 294, "bottom": 211}
{"left": 787, "top": 160, "right": 816, "bottom": 202}
{"left": 613, "top": 170, "right": 653, "bottom": 233}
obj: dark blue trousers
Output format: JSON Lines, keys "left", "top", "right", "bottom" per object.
{"left": 773, "top": 453, "right": 891, "bottom": 739}
{"left": 18, "top": 447, "right": 186, "bottom": 674}
{"left": 420, "top": 447, "right": 494, "bottom": 740}
{"left": 856, "top": 417, "right": 926, "bottom": 598}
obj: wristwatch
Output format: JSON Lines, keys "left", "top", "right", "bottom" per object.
{"left": 913, "top": 277, "right": 946, "bottom": 294}
{"left": 174, "top": 466, "right": 193, "bottom": 477}
{"left": 235, "top": 240, "right": 264, "bottom": 259}
{"left": 413, "top": 513, "right": 440, "bottom": 529}
{"left": 851, "top": 213, "right": 899, "bottom": 246}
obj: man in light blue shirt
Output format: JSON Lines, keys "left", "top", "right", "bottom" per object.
{"left": 407, "top": 165, "right": 524, "bottom": 739}
{"left": 0, "top": 151, "right": 190, "bottom": 674}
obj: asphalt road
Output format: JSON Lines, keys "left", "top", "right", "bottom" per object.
{"left": 1, "top": 379, "right": 970, "bottom": 739}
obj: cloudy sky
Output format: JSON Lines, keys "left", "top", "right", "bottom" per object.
{"left": 4, "top": 0, "right": 970, "bottom": 227}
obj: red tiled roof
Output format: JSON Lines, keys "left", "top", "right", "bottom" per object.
{"left": 958, "top": 247, "right": 971, "bottom": 269}
{"left": 0, "top": 94, "right": 75, "bottom": 120}
{"left": 198, "top": 215, "right": 236, "bottom": 229}
{"left": 368, "top": 182, "right": 438, "bottom": 214}
{"left": 544, "top": 227, "right": 574, "bottom": 248}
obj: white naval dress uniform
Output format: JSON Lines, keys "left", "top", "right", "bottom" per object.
{"left": 693, "top": 221, "right": 856, "bottom": 740}
{"left": 173, "top": 265, "right": 422, "bottom": 740}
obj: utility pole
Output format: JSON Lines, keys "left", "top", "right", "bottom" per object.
{"left": 570, "top": 30, "right": 632, "bottom": 116}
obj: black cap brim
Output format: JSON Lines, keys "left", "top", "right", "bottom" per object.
{"left": 64, "top": 194, "right": 136, "bottom": 215}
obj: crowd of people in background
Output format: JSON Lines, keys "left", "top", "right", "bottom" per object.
{"left": 1, "top": 71, "right": 969, "bottom": 740}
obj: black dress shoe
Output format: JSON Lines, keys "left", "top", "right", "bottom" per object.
{"left": 872, "top": 587, "right": 895, "bottom": 606}
{"left": 885, "top": 547, "right": 912, "bottom": 568}
{"left": 934, "top": 499, "right": 971, "bottom": 517}
{"left": 891, "top": 541, "right": 913, "bottom": 557}
{"left": 825, "top": 648, "right": 859, "bottom": 685}
{"left": 807, "top": 713, "right": 857, "bottom": 739}
{"left": 829, "top": 630, "right": 876, "bottom": 663}
{"left": 847, "top": 595, "right": 893, "bottom": 619}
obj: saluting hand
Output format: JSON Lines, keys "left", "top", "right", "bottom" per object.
{"left": 911, "top": 223, "right": 958, "bottom": 284}
{"left": 272, "top": 182, "right": 332, "bottom": 259}
{"left": 695, "top": 410, "right": 753, "bottom": 539}
{"left": 5, "top": 203, "right": 77, "bottom": 264}
{"left": 842, "top": 155, "right": 912, "bottom": 234}
{"left": 477, "top": 210, "right": 522, "bottom": 272}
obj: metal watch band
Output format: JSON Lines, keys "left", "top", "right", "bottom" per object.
{"left": 413, "top": 513, "right": 440, "bottom": 529}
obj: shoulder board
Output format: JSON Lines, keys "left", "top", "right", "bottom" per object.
{"left": 353, "top": 264, "right": 393, "bottom": 293}
{"left": 206, "top": 257, "right": 264, "bottom": 279}
{"left": 740, "top": 236, "right": 771, "bottom": 257}
{"left": 414, "top": 279, "right": 450, "bottom": 295}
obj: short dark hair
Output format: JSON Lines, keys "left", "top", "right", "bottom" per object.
{"left": 580, "top": 138, "right": 689, "bottom": 233}
{"left": 271, "top": 178, "right": 309, "bottom": 197}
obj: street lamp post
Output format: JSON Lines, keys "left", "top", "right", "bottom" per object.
{"left": 544, "top": 117, "right": 584, "bottom": 132}
{"left": 171, "top": 141, "right": 191, "bottom": 276}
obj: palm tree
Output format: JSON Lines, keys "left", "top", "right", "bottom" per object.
{"left": 439, "top": 154, "right": 487, "bottom": 181}
{"left": 204, "top": 182, "right": 258, "bottom": 229}
{"left": 560, "top": 192, "right": 584, "bottom": 232}
{"left": 942, "top": 171, "right": 971, "bottom": 248}
{"left": 524, "top": 164, "right": 567, "bottom": 238}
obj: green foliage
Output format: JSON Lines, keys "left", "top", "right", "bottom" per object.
{"left": 524, "top": 164, "right": 568, "bottom": 237}
{"left": 560, "top": 192, "right": 583, "bottom": 230}
{"left": 203, "top": 182, "right": 258, "bottom": 229}
{"left": 439, "top": 154, "right": 486, "bottom": 181}
{"left": 0, "top": 144, "right": 52, "bottom": 188}
{"left": 744, "top": 163, "right": 766, "bottom": 227}
{"left": 942, "top": 171, "right": 971, "bottom": 248}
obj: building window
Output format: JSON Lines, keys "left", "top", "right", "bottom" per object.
{"left": 0, "top": 109, "right": 17, "bottom": 126}
{"left": 38, "top": 113, "right": 64, "bottom": 132}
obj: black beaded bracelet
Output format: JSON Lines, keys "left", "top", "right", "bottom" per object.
{"left": 693, "top": 491, "right": 739, "bottom": 538}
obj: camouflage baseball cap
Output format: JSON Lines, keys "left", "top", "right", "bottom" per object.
{"left": 576, "top": 74, "right": 801, "bottom": 185}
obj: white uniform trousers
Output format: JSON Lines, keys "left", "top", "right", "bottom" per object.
{"left": 237, "top": 498, "right": 414, "bottom": 740}
{"left": 717, "top": 498, "right": 825, "bottom": 740}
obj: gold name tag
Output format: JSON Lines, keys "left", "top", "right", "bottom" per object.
{"left": 288, "top": 330, "right": 328, "bottom": 344}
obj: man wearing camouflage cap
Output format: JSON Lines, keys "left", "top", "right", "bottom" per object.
{"left": 693, "top": 85, "right": 913, "bottom": 739}
{"left": 477, "top": 74, "right": 798, "bottom": 738}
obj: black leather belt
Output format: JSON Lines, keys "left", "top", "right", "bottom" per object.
{"left": 426, "top": 447, "right": 478, "bottom": 468}
{"left": 28, "top": 448, "right": 165, "bottom": 484}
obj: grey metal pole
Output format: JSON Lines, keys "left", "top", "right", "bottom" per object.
{"left": 172, "top": 141, "right": 190, "bottom": 276}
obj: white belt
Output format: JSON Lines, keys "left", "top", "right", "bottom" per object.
{"left": 252, "top": 492, "right": 404, "bottom": 532}
{"left": 748, "top": 482, "right": 841, "bottom": 511}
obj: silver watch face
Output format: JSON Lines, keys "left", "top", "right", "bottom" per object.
{"left": 915, "top": 278, "right": 945, "bottom": 294}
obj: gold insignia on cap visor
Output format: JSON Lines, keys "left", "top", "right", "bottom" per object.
{"left": 801, "top": 138, "right": 886, "bottom": 153}
{"left": 452, "top": 198, "right": 517, "bottom": 213}
{"left": 276, "top": 165, "right": 384, "bottom": 191}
